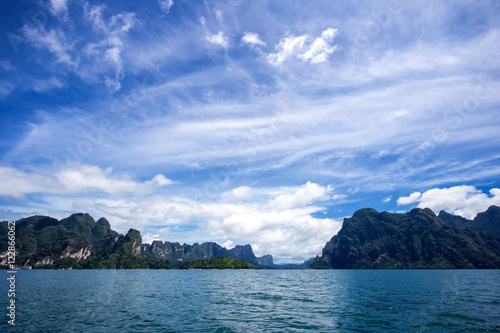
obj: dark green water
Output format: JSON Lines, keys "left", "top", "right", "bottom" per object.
{"left": 1, "top": 270, "right": 499, "bottom": 332}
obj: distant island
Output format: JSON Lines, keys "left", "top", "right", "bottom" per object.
{"left": 1, "top": 205, "right": 499, "bottom": 270}
{"left": 310, "top": 205, "right": 500, "bottom": 269}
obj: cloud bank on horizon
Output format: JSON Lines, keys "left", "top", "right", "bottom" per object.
{"left": 0, "top": 0, "right": 499, "bottom": 262}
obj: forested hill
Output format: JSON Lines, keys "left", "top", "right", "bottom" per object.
{"left": 310, "top": 206, "right": 500, "bottom": 269}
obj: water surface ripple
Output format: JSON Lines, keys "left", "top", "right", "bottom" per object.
{"left": 2, "top": 270, "right": 499, "bottom": 332}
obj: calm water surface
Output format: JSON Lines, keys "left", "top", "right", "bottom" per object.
{"left": 1, "top": 270, "right": 499, "bottom": 332}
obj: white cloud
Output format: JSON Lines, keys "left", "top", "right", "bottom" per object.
{"left": 84, "top": 4, "right": 107, "bottom": 32}
{"left": 386, "top": 109, "right": 410, "bottom": 121}
{"left": 242, "top": 32, "right": 266, "bottom": 48}
{"left": 268, "top": 28, "right": 339, "bottom": 66}
{"left": 21, "top": 25, "right": 76, "bottom": 67}
{"left": 19, "top": 3, "right": 136, "bottom": 92}
{"left": 206, "top": 31, "right": 229, "bottom": 49}
{"left": 215, "top": 9, "right": 223, "bottom": 23}
{"left": 147, "top": 174, "right": 177, "bottom": 187}
{"left": 397, "top": 186, "right": 500, "bottom": 219}
{"left": 1, "top": 175, "right": 341, "bottom": 262}
{"left": 0, "top": 164, "right": 175, "bottom": 198}
{"left": 299, "top": 28, "right": 339, "bottom": 64}
{"left": 267, "top": 181, "right": 332, "bottom": 210}
{"left": 0, "top": 81, "right": 15, "bottom": 99}
{"left": 382, "top": 196, "right": 392, "bottom": 203}
{"left": 50, "top": 0, "right": 68, "bottom": 15}
{"left": 159, "top": 0, "right": 174, "bottom": 14}
{"left": 32, "top": 77, "right": 64, "bottom": 93}
{"left": 222, "top": 240, "right": 234, "bottom": 249}
{"left": 268, "top": 32, "right": 308, "bottom": 65}
{"left": 204, "top": 182, "right": 343, "bottom": 262}
{"left": 397, "top": 192, "right": 422, "bottom": 205}
{"left": 82, "top": 4, "right": 136, "bottom": 91}
{"left": 0, "top": 60, "right": 14, "bottom": 71}
{"left": 226, "top": 186, "right": 253, "bottom": 201}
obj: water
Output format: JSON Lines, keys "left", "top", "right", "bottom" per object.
{"left": 1, "top": 270, "right": 500, "bottom": 332}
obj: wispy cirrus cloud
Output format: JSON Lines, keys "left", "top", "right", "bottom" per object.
{"left": 159, "top": 0, "right": 174, "bottom": 14}
{"left": 82, "top": 4, "right": 136, "bottom": 91}
{"left": 21, "top": 25, "right": 76, "bottom": 67}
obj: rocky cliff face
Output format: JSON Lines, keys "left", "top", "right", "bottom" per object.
{"left": 0, "top": 213, "right": 119, "bottom": 269}
{"left": 310, "top": 206, "right": 500, "bottom": 269}
{"left": 114, "top": 229, "right": 142, "bottom": 255}
{"left": 32, "top": 245, "right": 93, "bottom": 266}
{"left": 255, "top": 254, "right": 274, "bottom": 266}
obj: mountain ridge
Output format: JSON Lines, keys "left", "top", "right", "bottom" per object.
{"left": 310, "top": 205, "right": 500, "bottom": 269}
{"left": 0, "top": 213, "right": 269, "bottom": 269}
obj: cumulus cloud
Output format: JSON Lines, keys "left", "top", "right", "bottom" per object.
{"left": 267, "top": 181, "right": 332, "bottom": 210}
{"left": 268, "top": 28, "right": 339, "bottom": 66}
{"left": 397, "top": 186, "right": 500, "bottom": 219}
{"left": 397, "top": 192, "right": 422, "bottom": 205}
{"left": 3, "top": 176, "right": 343, "bottom": 262}
{"left": 382, "top": 196, "right": 392, "bottom": 203}
{"left": 159, "top": 0, "right": 174, "bottom": 13}
{"left": 205, "top": 182, "right": 343, "bottom": 262}
{"left": 268, "top": 32, "right": 308, "bottom": 65}
{"left": 206, "top": 31, "right": 229, "bottom": 49}
{"left": 242, "top": 32, "right": 266, "bottom": 48}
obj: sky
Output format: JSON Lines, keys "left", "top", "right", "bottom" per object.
{"left": 1, "top": 0, "right": 500, "bottom": 263}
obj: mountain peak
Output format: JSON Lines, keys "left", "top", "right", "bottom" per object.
{"left": 438, "top": 210, "right": 471, "bottom": 224}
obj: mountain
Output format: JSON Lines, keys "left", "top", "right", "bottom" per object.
{"left": 0, "top": 213, "right": 169, "bottom": 269}
{"left": 0, "top": 213, "right": 261, "bottom": 269}
{"left": 468, "top": 205, "right": 500, "bottom": 235}
{"left": 141, "top": 240, "right": 270, "bottom": 267}
{"left": 310, "top": 206, "right": 500, "bottom": 269}
{"left": 437, "top": 210, "right": 471, "bottom": 225}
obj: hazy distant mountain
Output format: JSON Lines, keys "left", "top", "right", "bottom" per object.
{"left": 310, "top": 206, "right": 500, "bottom": 269}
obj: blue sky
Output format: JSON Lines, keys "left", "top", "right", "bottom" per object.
{"left": 1, "top": 0, "right": 500, "bottom": 262}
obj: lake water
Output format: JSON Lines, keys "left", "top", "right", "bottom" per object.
{"left": 1, "top": 270, "right": 500, "bottom": 332}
